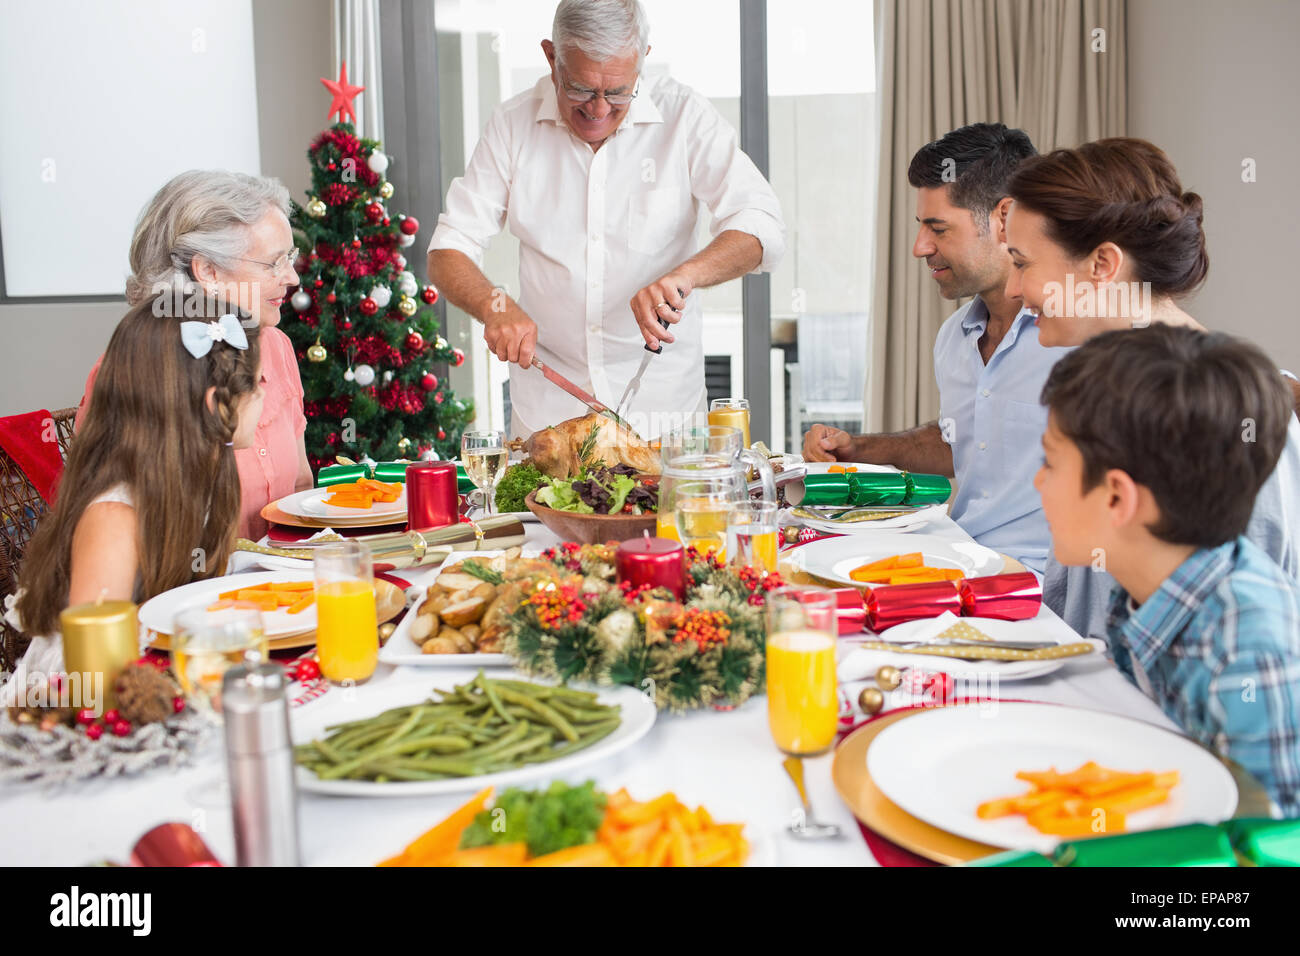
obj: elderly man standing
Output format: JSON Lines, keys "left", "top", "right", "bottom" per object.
{"left": 428, "top": 0, "right": 784, "bottom": 439}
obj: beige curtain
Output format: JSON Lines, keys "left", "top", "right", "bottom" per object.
{"left": 332, "top": 0, "right": 384, "bottom": 140}
{"left": 866, "top": 0, "right": 1127, "bottom": 432}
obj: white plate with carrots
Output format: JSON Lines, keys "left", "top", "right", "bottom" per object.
{"left": 139, "top": 571, "right": 319, "bottom": 638}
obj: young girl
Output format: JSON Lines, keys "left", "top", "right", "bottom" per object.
{"left": 6, "top": 296, "right": 263, "bottom": 677}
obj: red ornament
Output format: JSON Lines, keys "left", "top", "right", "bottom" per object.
{"left": 421, "top": 285, "right": 439, "bottom": 304}
{"left": 296, "top": 660, "right": 321, "bottom": 682}
{"left": 111, "top": 719, "right": 132, "bottom": 737}
{"left": 327, "top": 162, "right": 336, "bottom": 171}
{"left": 320, "top": 60, "right": 366, "bottom": 124}
{"left": 85, "top": 723, "right": 104, "bottom": 740}
{"left": 340, "top": 319, "right": 352, "bottom": 330}
{"left": 75, "top": 708, "right": 96, "bottom": 726}
{"left": 434, "top": 391, "right": 444, "bottom": 404}
{"left": 315, "top": 278, "right": 324, "bottom": 288}
{"left": 172, "top": 696, "right": 186, "bottom": 714}
{"left": 382, "top": 217, "right": 390, "bottom": 226}
{"left": 421, "top": 372, "right": 438, "bottom": 391}
{"left": 452, "top": 347, "right": 465, "bottom": 367}
{"left": 405, "top": 330, "right": 424, "bottom": 352}
{"left": 359, "top": 297, "right": 378, "bottom": 316}
{"left": 351, "top": 237, "right": 362, "bottom": 249}
{"left": 365, "top": 202, "right": 383, "bottom": 222}
{"left": 103, "top": 709, "right": 120, "bottom": 724}
{"left": 326, "top": 292, "right": 336, "bottom": 304}
{"left": 399, "top": 215, "right": 420, "bottom": 235}
{"left": 437, "top": 429, "right": 447, "bottom": 441}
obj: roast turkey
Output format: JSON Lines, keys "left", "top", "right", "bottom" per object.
{"left": 513, "top": 413, "right": 659, "bottom": 478}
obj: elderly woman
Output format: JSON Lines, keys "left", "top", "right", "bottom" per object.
{"left": 76, "top": 170, "right": 311, "bottom": 539}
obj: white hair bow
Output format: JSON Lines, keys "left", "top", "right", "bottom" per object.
{"left": 180, "top": 314, "right": 249, "bottom": 358}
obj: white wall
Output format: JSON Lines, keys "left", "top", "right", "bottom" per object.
{"left": 1128, "top": 0, "right": 1300, "bottom": 373}
{"left": 0, "top": 0, "right": 332, "bottom": 415}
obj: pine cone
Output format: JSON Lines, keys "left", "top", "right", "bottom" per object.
{"left": 114, "top": 664, "right": 178, "bottom": 726}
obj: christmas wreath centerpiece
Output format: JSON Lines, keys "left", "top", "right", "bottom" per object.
{"left": 470, "top": 543, "right": 784, "bottom": 713}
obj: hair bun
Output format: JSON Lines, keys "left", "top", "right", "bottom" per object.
{"left": 1180, "top": 190, "right": 1204, "bottom": 222}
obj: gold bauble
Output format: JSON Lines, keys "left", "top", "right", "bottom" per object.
{"left": 307, "top": 340, "right": 328, "bottom": 363}
{"left": 434, "top": 336, "right": 448, "bottom": 350}
{"left": 397, "top": 437, "right": 411, "bottom": 453}
{"left": 875, "top": 664, "right": 902, "bottom": 691}
{"left": 378, "top": 622, "right": 396, "bottom": 645}
{"left": 306, "top": 197, "right": 327, "bottom": 218}
{"left": 858, "top": 686, "right": 885, "bottom": 716}
{"left": 378, "top": 181, "right": 394, "bottom": 200}
{"left": 397, "top": 295, "right": 418, "bottom": 316}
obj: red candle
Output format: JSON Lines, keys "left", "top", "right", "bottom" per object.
{"left": 865, "top": 580, "right": 963, "bottom": 632}
{"left": 959, "top": 572, "right": 1042, "bottom": 621}
{"left": 616, "top": 534, "right": 686, "bottom": 599}
{"left": 406, "top": 462, "right": 458, "bottom": 532}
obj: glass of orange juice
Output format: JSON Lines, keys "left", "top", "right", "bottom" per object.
{"left": 765, "top": 587, "right": 838, "bottom": 755}
{"left": 708, "top": 398, "right": 751, "bottom": 448}
{"left": 726, "top": 500, "right": 779, "bottom": 571}
{"left": 313, "top": 540, "right": 379, "bottom": 684}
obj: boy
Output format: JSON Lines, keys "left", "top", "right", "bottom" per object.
{"left": 1037, "top": 325, "right": 1300, "bottom": 816}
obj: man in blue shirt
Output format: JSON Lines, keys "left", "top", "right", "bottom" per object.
{"left": 804, "top": 123, "right": 1069, "bottom": 572}
{"left": 1038, "top": 326, "right": 1300, "bottom": 816}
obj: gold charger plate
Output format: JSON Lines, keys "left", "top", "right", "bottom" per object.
{"left": 261, "top": 500, "right": 408, "bottom": 531}
{"left": 832, "top": 707, "right": 1002, "bottom": 865}
{"left": 148, "top": 578, "right": 407, "bottom": 652}
{"left": 832, "top": 705, "right": 1276, "bottom": 867}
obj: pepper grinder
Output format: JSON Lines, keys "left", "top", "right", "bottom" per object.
{"left": 222, "top": 659, "right": 301, "bottom": 866}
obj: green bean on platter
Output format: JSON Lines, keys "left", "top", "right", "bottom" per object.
{"left": 294, "top": 671, "right": 624, "bottom": 783}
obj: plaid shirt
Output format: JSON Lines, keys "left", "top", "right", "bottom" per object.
{"left": 1106, "top": 537, "right": 1300, "bottom": 817}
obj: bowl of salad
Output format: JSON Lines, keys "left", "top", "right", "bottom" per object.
{"left": 523, "top": 463, "right": 659, "bottom": 544}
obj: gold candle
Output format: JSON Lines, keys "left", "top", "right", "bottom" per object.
{"left": 60, "top": 600, "right": 140, "bottom": 713}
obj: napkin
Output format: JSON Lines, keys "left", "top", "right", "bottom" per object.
{"left": 0, "top": 409, "right": 64, "bottom": 503}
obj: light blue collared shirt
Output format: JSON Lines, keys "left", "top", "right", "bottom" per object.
{"left": 933, "top": 299, "right": 1072, "bottom": 573}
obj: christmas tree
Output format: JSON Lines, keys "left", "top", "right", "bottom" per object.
{"left": 280, "top": 64, "right": 472, "bottom": 472}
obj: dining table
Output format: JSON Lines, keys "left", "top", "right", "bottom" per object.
{"left": 0, "top": 509, "right": 1191, "bottom": 867}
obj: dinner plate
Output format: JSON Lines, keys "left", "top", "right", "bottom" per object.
{"left": 140, "top": 571, "right": 406, "bottom": 648}
{"left": 801, "top": 461, "right": 899, "bottom": 476}
{"left": 278, "top": 487, "right": 407, "bottom": 523}
{"left": 293, "top": 675, "right": 658, "bottom": 797}
{"left": 866, "top": 702, "right": 1239, "bottom": 853}
{"left": 791, "top": 503, "right": 949, "bottom": 535}
{"left": 786, "top": 531, "right": 1003, "bottom": 587}
{"left": 840, "top": 613, "right": 1105, "bottom": 681}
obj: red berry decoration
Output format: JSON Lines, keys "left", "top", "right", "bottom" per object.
{"left": 452, "top": 348, "right": 465, "bottom": 367}
{"left": 111, "top": 719, "right": 132, "bottom": 737}
{"left": 296, "top": 660, "right": 320, "bottom": 681}
{"left": 421, "top": 286, "right": 439, "bottom": 304}
{"left": 405, "top": 330, "right": 424, "bottom": 352}
{"left": 365, "top": 202, "right": 383, "bottom": 222}
{"left": 85, "top": 723, "right": 104, "bottom": 740}
{"left": 75, "top": 708, "right": 96, "bottom": 726}
{"left": 173, "top": 696, "right": 186, "bottom": 714}
{"left": 103, "top": 709, "right": 120, "bottom": 724}
{"left": 399, "top": 215, "right": 420, "bottom": 235}
{"left": 359, "top": 297, "right": 378, "bottom": 316}
{"left": 434, "top": 391, "right": 444, "bottom": 404}
{"left": 421, "top": 372, "right": 438, "bottom": 391}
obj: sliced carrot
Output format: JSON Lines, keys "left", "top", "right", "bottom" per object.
{"left": 525, "top": 843, "right": 616, "bottom": 867}
{"left": 609, "top": 792, "right": 677, "bottom": 826}
{"left": 286, "top": 593, "right": 316, "bottom": 614}
{"left": 276, "top": 581, "right": 314, "bottom": 591}
{"left": 434, "top": 843, "right": 528, "bottom": 867}
{"left": 384, "top": 787, "right": 493, "bottom": 867}
{"left": 206, "top": 599, "right": 236, "bottom": 612}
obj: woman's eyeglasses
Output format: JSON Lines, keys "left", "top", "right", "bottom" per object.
{"left": 238, "top": 247, "right": 300, "bottom": 276}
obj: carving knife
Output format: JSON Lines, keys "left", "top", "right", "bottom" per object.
{"left": 531, "top": 358, "right": 629, "bottom": 429}
{"left": 617, "top": 290, "right": 685, "bottom": 420}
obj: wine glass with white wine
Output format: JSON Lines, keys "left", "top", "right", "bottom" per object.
{"left": 461, "top": 429, "right": 509, "bottom": 515}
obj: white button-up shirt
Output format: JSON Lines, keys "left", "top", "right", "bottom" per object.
{"left": 429, "top": 74, "right": 786, "bottom": 437}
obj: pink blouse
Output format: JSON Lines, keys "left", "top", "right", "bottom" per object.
{"left": 75, "top": 326, "right": 307, "bottom": 540}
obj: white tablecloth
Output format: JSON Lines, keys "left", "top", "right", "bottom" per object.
{"left": 0, "top": 514, "right": 1174, "bottom": 867}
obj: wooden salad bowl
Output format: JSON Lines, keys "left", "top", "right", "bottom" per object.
{"left": 524, "top": 489, "right": 657, "bottom": 545}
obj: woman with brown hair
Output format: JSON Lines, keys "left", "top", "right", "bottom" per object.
{"left": 1004, "top": 137, "right": 1300, "bottom": 639}
{"left": 4, "top": 296, "right": 264, "bottom": 678}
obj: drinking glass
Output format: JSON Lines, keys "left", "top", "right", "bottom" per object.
{"left": 172, "top": 604, "right": 268, "bottom": 720}
{"left": 708, "top": 398, "right": 751, "bottom": 449}
{"left": 765, "top": 587, "right": 838, "bottom": 756}
{"left": 314, "top": 540, "right": 379, "bottom": 685}
{"left": 658, "top": 455, "right": 747, "bottom": 554}
{"left": 461, "top": 429, "right": 508, "bottom": 516}
{"left": 661, "top": 423, "right": 776, "bottom": 503}
{"left": 726, "top": 500, "right": 779, "bottom": 572}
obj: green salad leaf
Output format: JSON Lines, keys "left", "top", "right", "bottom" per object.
{"left": 537, "top": 477, "right": 595, "bottom": 513}
{"left": 495, "top": 463, "right": 546, "bottom": 513}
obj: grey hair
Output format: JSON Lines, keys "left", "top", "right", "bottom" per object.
{"left": 552, "top": 0, "right": 649, "bottom": 69}
{"left": 125, "top": 170, "right": 291, "bottom": 305}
